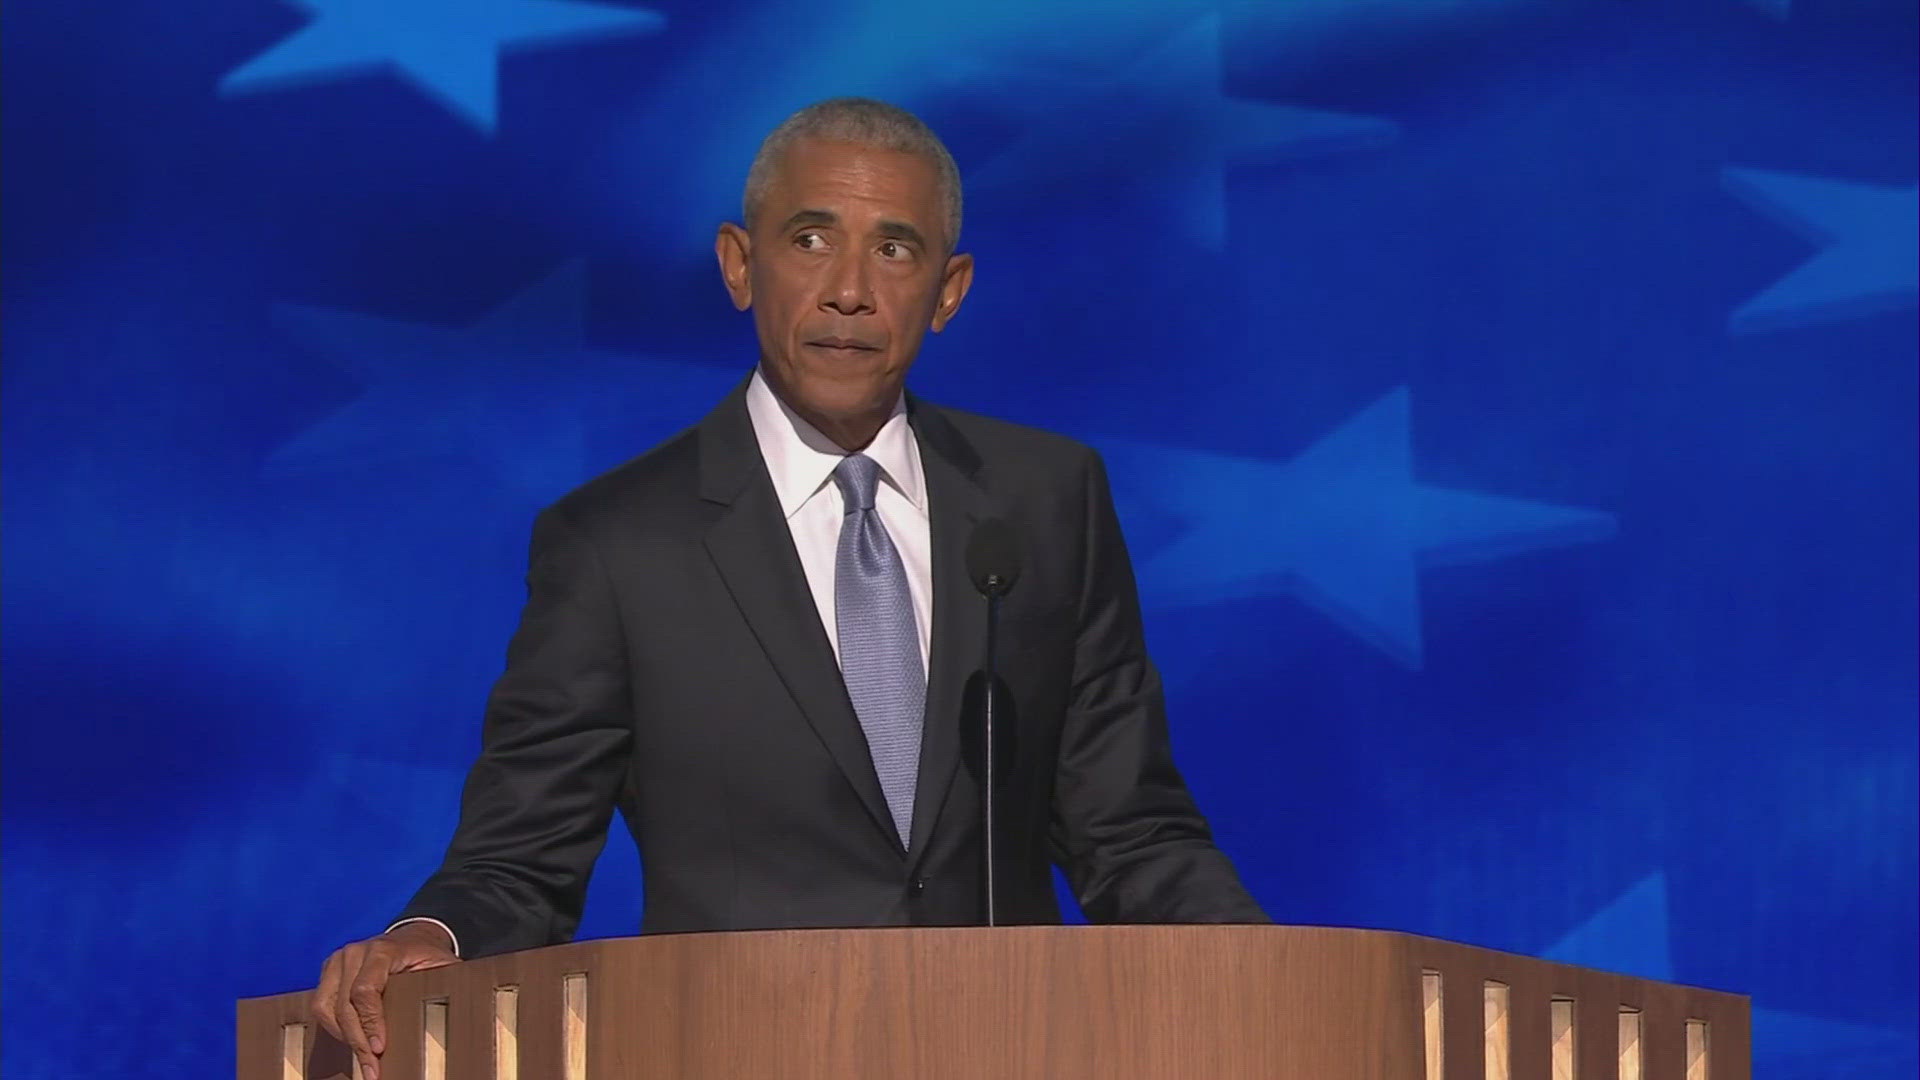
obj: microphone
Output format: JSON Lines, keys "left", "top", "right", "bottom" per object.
{"left": 966, "top": 517, "right": 1022, "bottom": 598}
{"left": 965, "top": 519, "right": 1022, "bottom": 926}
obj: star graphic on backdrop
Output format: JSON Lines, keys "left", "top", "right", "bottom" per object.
{"left": 967, "top": 14, "right": 1399, "bottom": 249}
{"left": 268, "top": 262, "right": 739, "bottom": 496}
{"left": 1722, "top": 168, "right": 1919, "bottom": 333}
{"left": 309, "top": 752, "right": 468, "bottom": 865}
{"left": 1545, "top": 873, "right": 1913, "bottom": 1071}
{"left": 220, "top": 0, "right": 665, "bottom": 133}
{"left": 1101, "top": 388, "right": 1616, "bottom": 668}
{"left": 1543, "top": 872, "right": 1677, "bottom": 981}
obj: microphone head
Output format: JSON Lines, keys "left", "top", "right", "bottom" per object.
{"left": 965, "top": 518, "right": 1023, "bottom": 597}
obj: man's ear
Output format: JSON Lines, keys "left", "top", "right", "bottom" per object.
{"left": 715, "top": 223, "right": 753, "bottom": 311}
{"left": 930, "top": 251, "right": 974, "bottom": 332}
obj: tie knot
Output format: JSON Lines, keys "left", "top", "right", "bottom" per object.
{"left": 833, "top": 453, "right": 881, "bottom": 512}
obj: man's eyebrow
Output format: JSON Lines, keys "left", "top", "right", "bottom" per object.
{"left": 779, "top": 209, "right": 838, "bottom": 232}
{"left": 874, "top": 219, "right": 928, "bottom": 248}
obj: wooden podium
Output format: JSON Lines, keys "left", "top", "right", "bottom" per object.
{"left": 238, "top": 925, "right": 1749, "bottom": 1079}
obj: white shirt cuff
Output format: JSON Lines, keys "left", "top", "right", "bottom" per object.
{"left": 385, "top": 916, "right": 460, "bottom": 959}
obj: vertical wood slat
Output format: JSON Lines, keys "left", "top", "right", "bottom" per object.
{"left": 448, "top": 974, "right": 494, "bottom": 1080}
{"left": 504, "top": 964, "right": 562, "bottom": 1077}
{"left": 1644, "top": 995, "right": 1689, "bottom": 1080}
{"left": 1573, "top": 990, "right": 1617, "bottom": 1080}
{"left": 1423, "top": 972, "right": 1444, "bottom": 1080}
{"left": 494, "top": 987, "right": 520, "bottom": 1080}
{"left": 376, "top": 980, "right": 421, "bottom": 1080}
{"left": 1442, "top": 956, "right": 1486, "bottom": 1080}
{"left": 1710, "top": 1001, "right": 1752, "bottom": 1080}
{"left": 1503, "top": 966, "right": 1552, "bottom": 1080}
{"left": 1482, "top": 982, "right": 1510, "bottom": 1080}
{"left": 563, "top": 973, "right": 588, "bottom": 1080}
{"left": 1549, "top": 999, "right": 1576, "bottom": 1080}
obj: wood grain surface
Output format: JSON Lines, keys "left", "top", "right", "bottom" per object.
{"left": 239, "top": 925, "right": 1749, "bottom": 1080}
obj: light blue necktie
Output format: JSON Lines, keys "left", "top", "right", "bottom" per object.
{"left": 833, "top": 452, "right": 925, "bottom": 849}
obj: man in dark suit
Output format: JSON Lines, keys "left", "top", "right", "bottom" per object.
{"left": 313, "top": 97, "right": 1265, "bottom": 1078}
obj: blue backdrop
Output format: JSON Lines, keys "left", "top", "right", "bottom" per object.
{"left": 3, "top": 0, "right": 1914, "bottom": 1075}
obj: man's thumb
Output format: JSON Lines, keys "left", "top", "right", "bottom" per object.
{"left": 397, "top": 953, "right": 460, "bottom": 973}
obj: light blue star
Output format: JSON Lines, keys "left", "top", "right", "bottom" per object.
{"left": 220, "top": 0, "right": 665, "bottom": 133}
{"left": 1546, "top": 872, "right": 1914, "bottom": 1071}
{"left": 967, "top": 14, "right": 1399, "bottom": 249}
{"left": 1103, "top": 388, "right": 1616, "bottom": 668}
{"left": 1544, "top": 872, "right": 1677, "bottom": 980}
{"left": 1723, "top": 168, "right": 1918, "bottom": 333}
{"left": 268, "top": 262, "right": 740, "bottom": 496}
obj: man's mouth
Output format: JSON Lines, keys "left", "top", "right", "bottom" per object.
{"left": 806, "top": 337, "right": 880, "bottom": 351}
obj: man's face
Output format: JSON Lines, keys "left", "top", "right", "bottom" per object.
{"left": 717, "top": 138, "right": 972, "bottom": 438}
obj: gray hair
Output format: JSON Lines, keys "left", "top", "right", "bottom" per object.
{"left": 742, "top": 97, "right": 963, "bottom": 248}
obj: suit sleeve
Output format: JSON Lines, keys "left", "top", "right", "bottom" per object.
{"left": 1046, "top": 449, "right": 1269, "bottom": 924}
{"left": 392, "top": 505, "right": 633, "bottom": 958}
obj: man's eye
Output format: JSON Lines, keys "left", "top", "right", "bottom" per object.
{"left": 878, "top": 241, "right": 910, "bottom": 260}
{"left": 795, "top": 233, "right": 826, "bottom": 250}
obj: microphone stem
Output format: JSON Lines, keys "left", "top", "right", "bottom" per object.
{"left": 983, "top": 586, "right": 1000, "bottom": 927}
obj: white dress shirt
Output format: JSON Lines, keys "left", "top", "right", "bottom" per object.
{"left": 392, "top": 368, "right": 934, "bottom": 957}
{"left": 743, "top": 366, "right": 933, "bottom": 671}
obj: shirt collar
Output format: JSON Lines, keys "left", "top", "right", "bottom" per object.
{"left": 744, "top": 366, "right": 926, "bottom": 521}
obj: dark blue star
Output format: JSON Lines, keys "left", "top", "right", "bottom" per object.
{"left": 1723, "top": 168, "right": 1918, "bottom": 333}
{"left": 220, "top": 0, "right": 665, "bottom": 133}
{"left": 1103, "top": 388, "right": 1616, "bottom": 669}
{"left": 967, "top": 14, "right": 1399, "bottom": 249}
{"left": 268, "top": 263, "right": 740, "bottom": 496}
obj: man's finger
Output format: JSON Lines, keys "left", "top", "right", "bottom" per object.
{"left": 334, "top": 954, "right": 375, "bottom": 1061}
{"left": 349, "top": 960, "right": 391, "bottom": 1057}
{"left": 311, "top": 951, "right": 343, "bottom": 1038}
{"left": 395, "top": 951, "right": 460, "bottom": 974}
{"left": 335, "top": 995, "right": 373, "bottom": 1077}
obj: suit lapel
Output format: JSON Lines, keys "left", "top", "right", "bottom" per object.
{"left": 906, "top": 398, "right": 991, "bottom": 869}
{"left": 697, "top": 378, "right": 901, "bottom": 854}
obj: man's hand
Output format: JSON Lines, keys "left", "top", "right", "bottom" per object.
{"left": 311, "top": 922, "right": 459, "bottom": 1080}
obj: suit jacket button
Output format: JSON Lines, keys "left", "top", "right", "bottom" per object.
{"left": 910, "top": 878, "right": 927, "bottom": 896}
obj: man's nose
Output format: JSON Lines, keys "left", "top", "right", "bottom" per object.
{"left": 820, "top": 251, "right": 875, "bottom": 316}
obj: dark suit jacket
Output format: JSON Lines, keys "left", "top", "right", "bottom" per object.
{"left": 397, "top": 377, "right": 1266, "bottom": 957}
